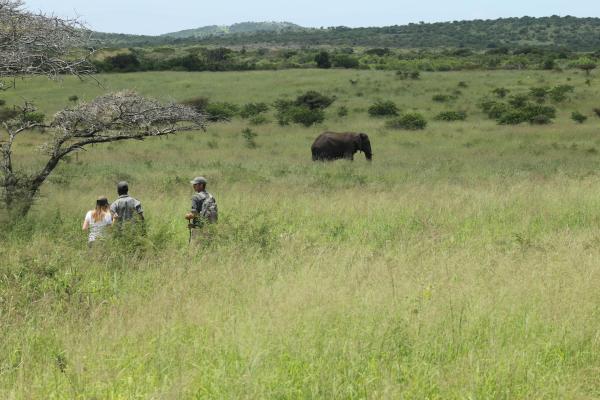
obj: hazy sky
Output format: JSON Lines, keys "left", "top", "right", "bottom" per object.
{"left": 24, "top": 0, "right": 600, "bottom": 35}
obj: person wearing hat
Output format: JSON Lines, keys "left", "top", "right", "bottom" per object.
{"left": 185, "top": 176, "right": 218, "bottom": 244}
{"left": 110, "top": 181, "right": 144, "bottom": 226}
{"left": 82, "top": 196, "right": 113, "bottom": 246}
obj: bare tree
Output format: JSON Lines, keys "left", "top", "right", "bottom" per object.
{"left": 2, "top": 92, "right": 206, "bottom": 215}
{"left": 0, "top": 0, "right": 94, "bottom": 90}
{"left": 0, "top": 1, "right": 207, "bottom": 217}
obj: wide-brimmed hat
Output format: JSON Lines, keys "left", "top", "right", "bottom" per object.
{"left": 96, "top": 196, "right": 109, "bottom": 207}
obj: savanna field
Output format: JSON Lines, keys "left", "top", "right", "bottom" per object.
{"left": 2, "top": 68, "right": 600, "bottom": 398}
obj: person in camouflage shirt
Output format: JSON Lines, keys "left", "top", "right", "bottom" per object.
{"left": 110, "top": 181, "right": 144, "bottom": 225}
{"left": 185, "top": 176, "right": 217, "bottom": 244}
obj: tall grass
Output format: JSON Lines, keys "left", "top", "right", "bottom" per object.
{"left": 1, "top": 69, "right": 600, "bottom": 398}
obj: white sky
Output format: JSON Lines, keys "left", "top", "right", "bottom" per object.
{"left": 24, "top": 0, "right": 600, "bottom": 36}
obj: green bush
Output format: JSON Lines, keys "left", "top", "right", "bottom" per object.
{"left": 242, "top": 127, "right": 258, "bottom": 148}
{"left": 295, "top": 91, "right": 335, "bottom": 110}
{"left": 314, "top": 51, "right": 331, "bottom": 69}
{"left": 571, "top": 111, "right": 587, "bottom": 123}
{"left": 68, "top": 95, "right": 78, "bottom": 103}
{"left": 549, "top": 85, "right": 575, "bottom": 102}
{"left": 23, "top": 112, "right": 45, "bottom": 124}
{"left": 274, "top": 99, "right": 325, "bottom": 127}
{"left": 386, "top": 113, "right": 427, "bottom": 130}
{"left": 332, "top": 54, "right": 359, "bottom": 69}
{"left": 492, "top": 87, "right": 509, "bottom": 98}
{"left": 240, "top": 102, "right": 269, "bottom": 118}
{"left": 368, "top": 100, "right": 399, "bottom": 117}
{"left": 435, "top": 111, "right": 467, "bottom": 121}
{"left": 288, "top": 106, "right": 325, "bottom": 127}
{"left": 249, "top": 114, "right": 269, "bottom": 125}
{"left": 508, "top": 94, "right": 529, "bottom": 108}
{"left": 593, "top": 108, "right": 600, "bottom": 118}
{"left": 0, "top": 99, "right": 6, "bottom": 106}
{"left": 529, "top": 87, "right": 549, "bottom": 103}
{"left": 205, "top": 102, "right": 239, "bottom": 122}
{"left": 432, "top": 94, "right": 452, "bottom": 102}
{"left": 337, "top": 106, "right": 349, "bottom": 117}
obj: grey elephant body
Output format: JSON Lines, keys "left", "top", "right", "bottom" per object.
{"left": 311, "top": 132, "right": 373, "bottom": 161}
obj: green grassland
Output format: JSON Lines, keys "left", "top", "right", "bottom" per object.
{"left": 2, "top": 69, "right": 600, "bottom": 399}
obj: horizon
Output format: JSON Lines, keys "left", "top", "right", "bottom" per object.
{"left": 23, "top": 0, "right": 600, "bottom": 36}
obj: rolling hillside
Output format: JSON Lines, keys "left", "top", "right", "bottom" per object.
{"left": 92, "top": 16, "right": 600, "bottom": 50}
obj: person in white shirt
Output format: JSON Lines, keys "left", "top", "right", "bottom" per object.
{"left": 82, "top": 196, "right": 113, "bottom": 246}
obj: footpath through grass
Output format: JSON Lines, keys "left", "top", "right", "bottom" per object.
{"left": 2, "top": 69, "right": 600, "bottom": 398}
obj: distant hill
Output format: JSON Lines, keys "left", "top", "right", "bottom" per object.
{"left": 161, "top": 22, "right": 305, "bottom": 39}
{"left": 92, "top": 16, "right": 600, "bottom": 51}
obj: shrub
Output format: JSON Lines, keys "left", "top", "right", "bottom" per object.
{"left": 332, "top": 54, "right": 359, "bottom": 69}
{"left": 549, "top": 85, "right": 575, "bottom": 102}
{"left": 593, "top": 108, "right": 600, "bottom": 118}
{"left": 295, "top": 91, "right": 335, "bottom": 110}
{"left": 337, "top": 106, "right": 349, "bottom": 117}
{"left": 181, "top": 96, "right": 210, "bottom": 112}
{"left": 396, "top": 70, "right": 420, "bottom": 80}
{"left": 249, "top": 114, "right": 269, "bottom": 125}
{"left": 435, "top": 111, "right": 467, "bottom": 121}
{"left": 458, "top": 81, "right": 468, "bottom": 88}
{"left": 242, "top": 128, "right": 258, "bottom": 148}
{"left": 240, "top": 102, "right": 269, "bottom": 119}
{"left": 529, "top": 87, "right": 549, "bottom": 103}
{"left": 23, "top": 112, "right": 45, "bottom": 124}
{"left": 0, "top": 99, "right": 6, "bottom": 106}
{"left": 386, "top": 113, "right": 427, "bottom": 130}
{"left": 368, "top": 100, "right": 399, "bottom": 117}
{"left": 365, "top": 48, "right": 391, "bottom": 57}
{"left": 432, "top": 94, "right": 452, "bottom": 102}
{"left": 314, "top": 51, "right": 331, "bottom": 69}
{"left": 508, "top": 94, "right": 529, "bottom": 108}
{"left": 288, "top": 106, "right": 325, "bottom": 127}
{"left": 105, "top": 53, "right": 141, "bottom": 72}
{"left": 68, "top": 95, "right": 78, "bottom": 103}
{"left": 274, "top": 99, "right": 325, "bottom": 127}
{"left": 205, "top": 102, "right": 239, "bottom": 122}
{"left": 571, "top": 111, "right": 587, "bottom": 123}
{"left": 530, "top": 114, "right": 552, "bottom": 125}
{"left": 492, "top": 87, "right": 509, "bottom": 98}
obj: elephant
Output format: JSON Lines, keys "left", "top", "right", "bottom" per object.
{"left": 311, "top": 132, "right": 372, "bottom": 161}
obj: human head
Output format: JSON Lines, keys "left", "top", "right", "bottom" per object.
{"left": 117, "top": 181, "right": 129, "bottom": 196}
{"left": 93, "top": 196, "right": 109, "bottom": 221}
{"left": 190, "top": 176, "right": 207, "bottom": 192}
{"left": 96, "top": 196, "right": 109, "bottom": 208}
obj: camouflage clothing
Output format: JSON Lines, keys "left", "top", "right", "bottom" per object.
{"left": 190, "top": 190, "right": 217, "bottom": 228}
{"left": 110, "top": 194, "right": 143, "bottom": 223}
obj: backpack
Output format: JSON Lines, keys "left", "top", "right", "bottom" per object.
{"left": 200, "top": 193, "right": 218, "bottom": 223}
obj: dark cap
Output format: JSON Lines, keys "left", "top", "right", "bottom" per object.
{"left": 190, "top": 176, "right": 207, "bottom": 185}
{"left": 96, "top": 196, "right": 109, "bottom": 207}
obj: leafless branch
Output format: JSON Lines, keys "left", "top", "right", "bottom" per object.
{"left": 0, "top": 0, "right": 94, "bottom": 85}
{"left": 1, "top": 91, "right": 206, "bottom": 216}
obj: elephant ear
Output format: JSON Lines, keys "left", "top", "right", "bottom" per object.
{"left": 358, "top": 133, "right": 368, "bottom": 144}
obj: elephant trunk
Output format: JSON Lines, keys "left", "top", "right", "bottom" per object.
{"left": 363, "top": 140, "right": 373, "bottom": 161}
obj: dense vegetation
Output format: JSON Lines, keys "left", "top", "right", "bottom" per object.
{"left": 92, "top": 44, "right": 600, "bottom": 74}
{"left": 94, "top": 16, "right": 600, "bottom": 50}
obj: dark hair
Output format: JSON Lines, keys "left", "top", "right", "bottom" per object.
{"left": 96, "top": 196, "right": 109, "bottom": 207}
{"left": 117, "top": 181, "right": 129, "bottom": 195}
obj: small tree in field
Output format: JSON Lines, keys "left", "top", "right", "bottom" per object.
{"left": 573, "top": 58, "right": 597, "bottom": 76}
{"left": 0, "top": 1, "right": 206, "bottom": 217}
